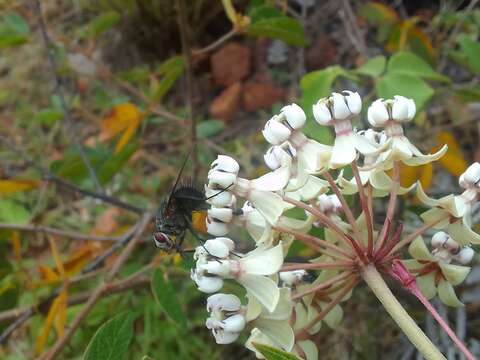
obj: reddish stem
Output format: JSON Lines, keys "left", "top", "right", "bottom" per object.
{"left": 292, "top": 271, "right": 354, "bottom": 300}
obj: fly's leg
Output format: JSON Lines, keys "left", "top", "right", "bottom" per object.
{"left": 183, "top": 215, "right": 223, "bottom": 262}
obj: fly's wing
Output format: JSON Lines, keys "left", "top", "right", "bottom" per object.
{"left": 173, "top": 181, "right": 206, "bottom": 214}
{"left": 166, "top": 153, "right": 190, "bottom": 209}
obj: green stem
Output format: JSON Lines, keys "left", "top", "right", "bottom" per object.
{"left": 361, "top": 265, "right": 446, "bottom": 360}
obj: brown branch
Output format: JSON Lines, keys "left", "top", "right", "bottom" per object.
{"left": 39, "top": 211, "right": 153, "bottom": 360}
{"left": 192, "top": 28, "right": 237, "bottom": 56}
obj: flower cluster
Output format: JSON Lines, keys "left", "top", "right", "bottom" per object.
{"left": 190, "top": 91, "right": 479, "bottom": 359}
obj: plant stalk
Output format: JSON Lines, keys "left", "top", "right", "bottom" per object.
{"left": 361, "top": 265, "right": 446, "bottom": 360}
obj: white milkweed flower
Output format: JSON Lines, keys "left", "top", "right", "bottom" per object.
{"left": 206, "top": 195, "right": 237, "bottom": 236}
{"left": 192, "top": 240, "right": 285, "bottom": 312}
{"left": 313, "top": 91, "right": 379, "bottom": 168}
{"left": 416, "top": 162, "right": 480, "bottom": 246}
{"left": 262, "top": 105, "right": 331, "bottom": 174}
{"left": 207, "top": 155, "right": 290, "bottom": 225}
{"left": 404, "top": 236, "right": 472, "bottom": 307}
{"left": 316, "top": 194, "right": 342, "bottom": 215}
{"left": 367, "top": 96, "right": 447, "bottom": 166}
{"left": 206, "top": 293, "right": 246, "bottom": 344}
{"left": 337, "top": 129, "right": 415, "bottom": 197}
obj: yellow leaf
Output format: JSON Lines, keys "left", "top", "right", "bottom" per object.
{"left": 100, "top": 103, "right": 141, "bottom": 153}
{"left": 53, "top": 289, "right": 68, "bottom": 338}
{"left": 63, "top": 245, "right": 95, "bottom": 276}
{"left": 435, "top": 131, "right": 467, "bottom": 176}
{"left": 38, "top": 265, "right": 60, "bottom": 283}
{"left": 11, "top": 231, "right": 21, "bottom": 261}
{"left": 0, "top": 179, "right": 39, "bottom": 195}
{"left": 399, "top": 164, "right": 418, "bottom": 188}
{"left": 35, "top": 292, "right": 63, "bottom": 354}
{"left": 48, "top": 237, "right": 65, "bottom": 278}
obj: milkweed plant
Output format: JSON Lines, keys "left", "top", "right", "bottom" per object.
{"left": 190, "top": 91, "right": 479, "bottom": 360}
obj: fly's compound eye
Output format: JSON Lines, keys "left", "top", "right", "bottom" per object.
{"left": 153, "top": 232, "right": 172, "bottom": 249}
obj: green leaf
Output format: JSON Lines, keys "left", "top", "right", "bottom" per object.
{"left": 377, "top": 72, "right": 434, "bottom": 111}
{"left": 0, "top": 199, "right": 30, "bottom": 224}
{"left": 355, "top": 56, "right": 386, "bottom": 77}
{"left": 458, "top": 35, "right": 480, "bottom": 74}
{"left": 248, "top": 17, "right": 305, "bottom": 46}
{"left": 252, "top": 343, "right": 300, "bottom": 360}
{"left": 87, "top": 11, "right": 121, "bottom": 38}
{"left": 387, "top": 52, "right": 450, "bottom": 83}
{"left": 454, "top": 85, "right": 480, "bottom": 103}
{"left": 34, "top": 108, "right": 64, "bottom": 125}
{"left": 97, "top": 142, "right": 138, "bottom": 184}
{"left": 197, "top": 120, "right": 225, "bottom": 139}
{"left": 83, "top": 312, "right": 135, "bottom": 360}
{"left": 248, "top": 4, "right": 282, "bottom": 22}
{"left": 151, "top": 268, "right": 187, "bottom": 328}
{"left": 0, "top": 12, "right": 29, "bottom": 48}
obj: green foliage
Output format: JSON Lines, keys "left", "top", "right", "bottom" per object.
{"left": 0, "top": 12, "right": 29, "bottom": 48}
{"left": 83, "top": 312, "right": 135, "bottom": 360}
{"left": 0, "top": 199, "right": 30, "bottom": 223}
{"left": 386, "top": 52, "right": 449, "bottom": 83}
{"left": 86, "top": 11, "right": 121, "bottom": 38}
{"left": 457, "top": 35, "right": 480, "bottom": 74}
{"left": 355, "top": 56, "right": 386, "bottom": 77}
{"left": 151, "top": 56, "right": 185, "bottom": 101}
{"left": 151, "top": 268, "right": 188, "bottom": 328}
{"left": 247, "top": 3, "right": 306, "bottom": 46}
{"left": 252, "top": 343, "right": 300, "bottom": 360}
{"left": 197, "top": 120, "right": 225, "bottom": 139}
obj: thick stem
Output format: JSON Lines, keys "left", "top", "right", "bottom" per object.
{"left": 361, "top": 265, "right": 446, "bottom": 360}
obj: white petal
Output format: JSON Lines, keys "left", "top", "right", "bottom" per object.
{"left": 207, "top": 293, "right": 242, "bottom": 312}
{"left": 281, "top": 103, "right": 306, "bottom": 129}
{"left": 254, "top": 318, "right": 295, "bottom": 352}
{"left": 408, "top": 236, "right": 434, "bottom": 261}
{"left": 248, "top": 190, "right": 286, "bottom": 225}
{"left": 205, "top": 186, "right": 234, "bottom": 207}
{"left": 403, "top": 144, "right": 448, "bottom": 166}
{"left": 208, "top": 207, "right": 233, "bottom": 223}
{"left": 416, "top": 272, "right": 437, "bottom": 299}
{"left": 431, "top": 231, "right": 449, "bottom": 249}
{"left": 330, "top": 135, "right": 356, "bottom": 168}
{"left": 261, "top": 287, "right": 293, "bottom": 321}
{"left": 454, "top": 248, "right": 475, "bottom": 265}
{"left": 312, "top": 102, "right": 332, "bottom": 125}
{"left": 297, "top": 340, "right": 319, "bottom": 360}
{"left": 263, "top": 119, "right": 291, "bottom": 145}
{"left": 252, "top": 166, "right": 290, "bottom": 192}
{"left": 332, "top": 92, "right": 351, "bottom": 119}
{"left": 194, "top": 274, "right": 224, "bottom": 293}
{"left": 420, "top": 208, "right": 450, "bottom": 229}
{"left": 208, "top": 170, "right": 237, "bottom": 188}
{"left": 438, "top": 280, "right": 464, "bottom": 307}
{"left": 202, "top": 260, "right": 231, "bottom": 277}
{"left": 213, "top": 329, "right": 240, "bottom": 344}
{"left": 390, "top": 137, "right": 413, "bottom": 160}
{"left": 245, "top": 328, "right": 276, "bottom": 356}
{"left": 204, "top": 238, "right": 233, "bottom": 258}
{"left": 323, "top": 304, "right": 343, "bottom": 329}
{"left": 212, "top": 155, "right": 240, "bottom": 174}
{"left": 240, "top": 244, "right": 284, "bottom": 276}
{"left": 462, "top": 162, "right": 480, "bottom": 186}
{"left": 223, "top": 314, "right": 246, "bottom": 333}
{"left": 439, "top": 263, "right": 471, "bottom": 285}
{"left": 238, "top": 274, "right": 280, "bottom": 313}
{"left": 264, "top": 146, "right": 283, "bottom": 170}
{"left": 392, "top": 95, "right": 410, "bottom": 121}
{"left": 368, "top": 99, "right": 389, "bottom": 126}
{"left": 206, "top": 219, "right": 230, "bottom": 236}
{"left": 353, "top": 133, "right": 379, "bottom": 155}
{"left": 343, "top": 90, "right": 362, "bottom": 114}
{"left": 406, "top": 98, "right": 416, "bottom": 119}
{"left": 448, "top": 221, "right": 480, "bottom": 245}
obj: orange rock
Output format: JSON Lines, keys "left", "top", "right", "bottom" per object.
{"left": 211, "top": 42, "right": 251, "bottom": 87}
{"left": 209, "top": 82, "right": 242, "bottom": 121}
{"left": 242, "top": 82, "right": 285, "bottom": 112}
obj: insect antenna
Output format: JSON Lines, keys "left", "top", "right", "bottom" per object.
{"left": 205, "top": 183, "right": 234, "bottom": 200}
{"left": 166, "top": 153, "right": 190, "bottom": 208}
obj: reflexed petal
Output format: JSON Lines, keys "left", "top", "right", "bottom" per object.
{"left": 402, "top": 259, "right": 424, "bottom": 271}
{"left": 223, "top": 314, "right": 246, "bottom": 333}
{"left": 245, "top": 293, "right": 263, "bottom": 322}
{"left": 403, "top": 144, "right": 448, "bottom": 166}
{"left": 368, "top": 99, "right": 389, "bottom": 126}
{"left": 297, "top": 340, "right": 319, "bottom": 360}
{"left": 323, "top": 304, "right": 343, "bottom": 329}
{"left": 238, "top": 274, "right": 280, "bottom": 313}
{"left": 245, "top": 328, "right": 277, "bottom": 357}
{"left": 415, "top": 183, "right": 440, "bottom": 207}
{"left": 416, "top": 272, "right": 437, "bottom": 299}
{"left": 252, "top": 166, "right": 290, "bottom": 192}
{"left": 390, "top": 137, "right": 413, "bottom": 160}
{"left": 254, "top": 318, "right": 295, "bottom": 352}
{"left": 248, "top": 190, "right": 286, "bottom": 225}
{"left": 420, "top": 208, "right": 450, "bottom": 229}
{"left": 301, "top": 140, "right": 332, "bottom": 174}
{"left": 438, "top": 280, "right": 464, "bottom": 307}
{"left": 330, "top": 135, "right": 356, "bottom": 168}
{"left": 312, "top": 102, "right": 332, "bottom": 125}
{"left": 408, "top": 236, "right": 434, "bottom": 261}
{"left": 438, "top": 263, "right": 470, "bottom": 286}
{"left": 353, "top": 133, "right": 379, "bottom": 155}
{"left": 287, "top": 175, "right": 329, "bottom": 201}
{"left": 260, "top": 288, "right": 293, "bottom": 321}
{"left": 207, "top": 293, "right": 241, "bottom": 312}
{"left": 332, "top": 92, "right": 351, "bottom": 119}
{"left": 240, "top": 244, "right": 284, "bottom": 276}
{"left": 281, "top": 103, "right": 306, "bottom": 129}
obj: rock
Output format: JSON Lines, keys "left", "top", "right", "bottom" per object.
{"left": 242, "top": 82, "right": 285, "bottom": 112}
{"left": 209, "top": 82, "right": 242, "bottom": 121}
{"left": 211, "top": 42, "right": 251, "bottom": 87}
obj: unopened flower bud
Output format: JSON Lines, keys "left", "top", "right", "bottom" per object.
{"left": 191, "top": 270, "right": 224, "bottom": 293}
{"left": 207, "top": 293, "right": 241, "bottom": 312}
{"left": 206, "top": 218, "right": 230, "bottom": 236}
{"left": 460, "top": 162, "right": 480, "bottom": 188}
{"left": 211, "top": 155, "right": 240, "bottom": 174}
{"left": 368, "top": 99, "right": 389, "bottom": 126}
{"left": 431, "top": 231, "right": 459, "bottom": 253}
{"left": 205, "top": 186, "right": 234, "bottom": 207}
{"left": 312, "top": 100, "right": 332, "bottom": 125}
{"left": 204, "top": 238, "right": 234, "bottom": 258}
{"left": 208, "top": 207, "right": 233, "bottom": 223}
{"left": 264, "top": 146, "right": 293, "bottom": 170}
{"left": 281, "top": 103, "right": 306, "bottom": 129}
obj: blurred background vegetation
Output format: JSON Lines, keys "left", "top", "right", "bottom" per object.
{"left": 0, "top": 0, "right": 479, "bottom": 359}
